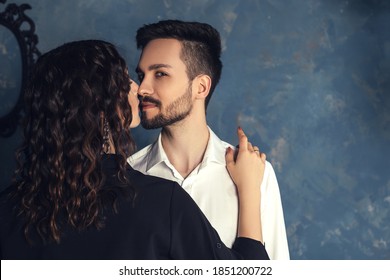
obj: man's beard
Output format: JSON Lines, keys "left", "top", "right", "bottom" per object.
{"left": 140, "top": 85, "right": 193, "bottom": 130}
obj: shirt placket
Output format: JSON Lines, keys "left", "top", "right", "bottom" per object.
{"left": 180, "top": 164, "right": 202, "bottom": 196}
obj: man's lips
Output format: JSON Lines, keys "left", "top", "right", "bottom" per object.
{"left": 140, "top": 102, "right": 158, "bottom": 110}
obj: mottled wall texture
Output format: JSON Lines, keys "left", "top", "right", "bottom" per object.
{"left": 1, "top": 0, "right": 389, "bottom": 259}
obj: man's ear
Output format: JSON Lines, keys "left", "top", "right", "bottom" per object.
{"left": 193, "top": 74, "right": 211, "bottom": 100}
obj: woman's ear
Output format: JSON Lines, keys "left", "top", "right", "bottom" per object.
{"left": 193, "top": 74, "right": 212, "bottom": 100}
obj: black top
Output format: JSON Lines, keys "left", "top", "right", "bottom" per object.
{"left": 0, "top": 155, "right": 269, "bottom": 260}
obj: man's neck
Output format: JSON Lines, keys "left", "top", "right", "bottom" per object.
{"left": 161, "top": 119, "right": 209, "bottom": 179}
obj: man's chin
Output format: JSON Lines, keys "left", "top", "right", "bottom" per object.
{"left": 141, "top": 119, "right": 163, "bottom": 130}
{"left": 141, "top": 113, "right": 188, "bottom": 129}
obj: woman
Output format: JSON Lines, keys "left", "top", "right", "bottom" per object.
{"left": 0, "top": 40, "right": 268, "bottom": 259}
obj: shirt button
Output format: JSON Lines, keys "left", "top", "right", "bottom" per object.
{"left": 216, "top": 243, "right": 222, "bottom": 249}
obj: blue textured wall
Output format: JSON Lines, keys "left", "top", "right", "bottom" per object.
{"left": 1, "top": 0, "right": 389, "bottom": 259}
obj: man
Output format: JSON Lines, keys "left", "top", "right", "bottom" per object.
{"left": 128, "top": 20, "right": 290, "bottom": 259}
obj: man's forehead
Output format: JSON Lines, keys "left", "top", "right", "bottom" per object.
{"left": 147, "top": 38, "right": 181, "bottom": 55}
{"left": 144, "top": 38, "right": 182, "bottom": 49}
{"left": 137, "top": 39, "right": 185, "bottom": 70}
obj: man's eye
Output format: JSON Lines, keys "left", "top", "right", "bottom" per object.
{"left": 155, "top": 71, "right": 167, "bottom": 78}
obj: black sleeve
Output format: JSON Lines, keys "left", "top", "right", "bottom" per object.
{"left": 169, "top": 183, "right": 269, "bottom": 260}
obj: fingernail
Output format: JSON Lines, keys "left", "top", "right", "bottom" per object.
{"left": 226, "top": 147, "right": 232, "bottom": 154}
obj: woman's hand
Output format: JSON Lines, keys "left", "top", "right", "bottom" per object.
{"left": 225, "top": 127, "right": 266, "bottom": 242}
{"left": 225, "top": 127, "right": 266, "bottom": 193}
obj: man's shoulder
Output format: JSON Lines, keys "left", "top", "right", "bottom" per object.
{"left": 210, "top": 130, "right": 277, "bottom": 177}
{"left": 218, "top": 138, "right": 234, "bottom": 149}
{"left": 208, "top": 128, "right": 234, "bottom": 150}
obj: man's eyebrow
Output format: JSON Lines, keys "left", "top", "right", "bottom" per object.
{"left": 136, "top": 64, "right": 172, "bottom": 73}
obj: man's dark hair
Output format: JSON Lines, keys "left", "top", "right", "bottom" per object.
{"left": 136, "top": 19, "right": 222, "bottom": 108}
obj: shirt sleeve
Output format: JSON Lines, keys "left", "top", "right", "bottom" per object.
{"left": 169, "top": 183, "right": 270, "bottom": 260}
{"left": 261, "top": 161, "right": 290, "bottom": 259}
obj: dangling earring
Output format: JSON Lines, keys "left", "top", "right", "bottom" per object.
{"left": 102, "top": 119, "right": 111, "bottom": 154}
{"left": 100, "top": 113, "right": 111, "bottom": 154}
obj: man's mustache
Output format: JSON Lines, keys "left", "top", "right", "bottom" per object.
{"left": 139, "top": 96, "right": 161, "bottom": 106}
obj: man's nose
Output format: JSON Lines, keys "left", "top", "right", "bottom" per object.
{"left": 138, "top": 78, "right": 153, "bottom": 97}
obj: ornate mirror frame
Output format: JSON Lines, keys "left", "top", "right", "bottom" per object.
{"left": 0, "top": 0, "right": 40, "bottom": 137}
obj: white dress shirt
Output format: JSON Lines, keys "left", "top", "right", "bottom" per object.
{"left": 128, "top": 127, "right": 290, "bottom": 260}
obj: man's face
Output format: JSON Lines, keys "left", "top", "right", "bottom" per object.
{"left": 136, "top": 38, "right": 194, "bottom": 129}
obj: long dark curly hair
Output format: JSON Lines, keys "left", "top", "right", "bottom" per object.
{"left": 12, "top": 40, "right": 136, "bottom": 243}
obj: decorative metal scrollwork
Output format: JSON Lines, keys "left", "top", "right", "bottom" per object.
{"left": 0, "top": 0, "right": 41, "bottom": 137}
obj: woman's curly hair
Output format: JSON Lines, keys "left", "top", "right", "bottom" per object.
{"left": 12, "top": 40, "right": 136, "bottom": 243}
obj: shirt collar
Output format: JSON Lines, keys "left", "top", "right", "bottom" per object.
{"left": 201, "top": 127, "right": 229, "bottom": 167}
{"left": 145, "top": 126, "right": 228, "bottom": 173}
{"left": 145, "top": 133, "right": 169, "bottom": 172}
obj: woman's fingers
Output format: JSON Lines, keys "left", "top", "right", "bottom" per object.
{"left": 237, "top": 127, "right": 249, "bottom": 151}
{"left": 238, "top": 128, "right": 263, "bottom": 156}
{"left": 235, "top": 127, "right": 267, "bottom": 159}
{"left": 225, "top": 147, "right": 235, "bottom": 167}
